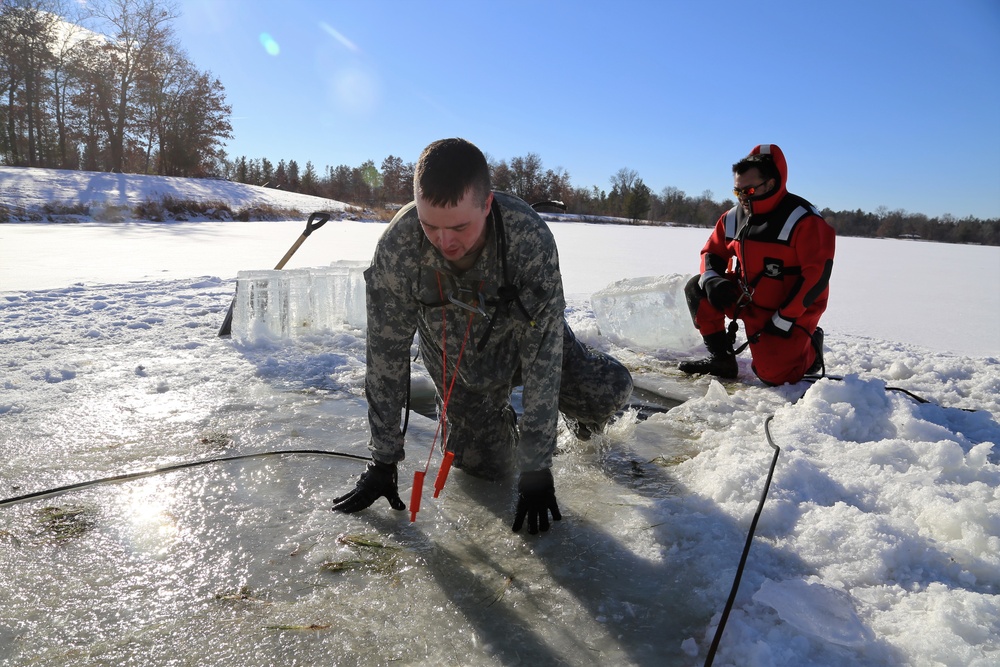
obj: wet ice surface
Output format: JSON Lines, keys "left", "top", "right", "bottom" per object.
{"left": 0, "top": 277, "right": 709, "bottom": 666}
{"left": 2, "top": 270, "right": 999, "bottom": 666}
{"left": 1, "top": 454, "right": 697, "bottom": 666}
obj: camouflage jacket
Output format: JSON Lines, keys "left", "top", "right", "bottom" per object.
{"left": 363, "top": 192, "right": 566, "bottom": 472}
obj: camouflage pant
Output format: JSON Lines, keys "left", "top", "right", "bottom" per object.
{"left": 439, "top": 321, "right": 633, "bottom": 480}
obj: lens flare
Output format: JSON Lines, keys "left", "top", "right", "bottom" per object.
{"left": 319, "top": 22, "right": 359, "bottom": 52}
{"left": 331, "top": 67, "right": 379, "bottom": 115}
{"left": 259, "top": 32, "right": 280, "bottom": 56}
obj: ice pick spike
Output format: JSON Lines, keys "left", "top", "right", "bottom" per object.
{"left": 409, "top": 471, "right": 425, "bottom": 522}
{"left": 433, "top": 451, "right": 454, "bottom": 498}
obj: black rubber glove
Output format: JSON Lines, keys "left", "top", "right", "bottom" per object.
{"left": 703, "top": 275, "right": 740, "bottom": 310}
{"left": 332, "top": 460, "right": 406, "bottom": 513}
{"left": 762, "top": 317, "right": 793, "bottom": 339}
{"left": 512, "top": 469, "right": 562, "bottom": 534}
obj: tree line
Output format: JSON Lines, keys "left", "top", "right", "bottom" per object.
{"left": 221, "top": 154, "right": 1000, "bottom": 246}
{"left": 1, "top": 0, "right": 230, "bottom": 176}
{"left": 3, "top": 0, "right": 996, "bottom": 245}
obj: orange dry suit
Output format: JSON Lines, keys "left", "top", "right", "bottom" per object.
{"left": 692, "top": 144, "right": 835, "bottom": 385}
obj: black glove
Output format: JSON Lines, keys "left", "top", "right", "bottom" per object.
{"left": 762, "top": 317, "right": 793, "bottom": 339}
{"left": 512, "top": 469, "right": 562, "bottom": 534}
{"left": 703, "top": 275, "right": 740, "bottom": 310}
{"left": 332, "top": 460, "right": 406, "bottom": 513}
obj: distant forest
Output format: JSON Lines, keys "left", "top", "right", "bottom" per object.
{"left": 221, "top": 154, "right": 1000, "bottom": 246}
{"left": 2, "top": 0, "right": 997, "bottom": 245}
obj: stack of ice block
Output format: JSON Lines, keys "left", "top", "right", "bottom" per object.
{"left": 232, "top": 260, "right": 369, "bottom": 340}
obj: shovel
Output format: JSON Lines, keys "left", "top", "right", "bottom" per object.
{"left": 217, "top": 211, "right": 332, "bottom": 337}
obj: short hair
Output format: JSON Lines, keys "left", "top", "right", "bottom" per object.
{"left": 732, "top": 154, "right": 779, "bottom": 183}
{"left": 414, "top": 138, "right": 492, "bottom": 208}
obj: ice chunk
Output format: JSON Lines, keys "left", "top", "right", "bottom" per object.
{"left": 312, "top": 260, "right": 368, "bottom": 331}
{"left": 232, "top": 261, "right": 368, "bottom": 341}
{"left": 704, "top": 379, "right": 730, "bottom": 403}
{"left": 285, "top": 268, "right": 315, "bottom": 335}
{"left": 233, "top": 269, "right": 291, "bottom": 339}
{"left": 339, "top": 260, "right": 369, "bottom": 328}
{"left": 591, "top": 274, "right": 702, "bottom": 352}
{"left": 752, "top": 578, "right": 875, "bottom": 647}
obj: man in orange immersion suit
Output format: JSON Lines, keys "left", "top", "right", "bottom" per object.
{"left": 680, "top": 144, "right": 835, "bottom": 386}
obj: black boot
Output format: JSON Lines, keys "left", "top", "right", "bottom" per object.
{"left": 806, "top": 327, "right": 825, "bottom": 375}
{"left": 679, "top": 331, "right": 738, "bottom": 379}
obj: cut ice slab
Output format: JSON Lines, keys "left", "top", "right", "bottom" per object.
{"left": 752, "top": 578, "right": 875, "bottom": 647}
{"left": 232, "top": 260, "right": 368, "bottom": 340}
{"left": 592, "top": 274, "right": 702, "bottom": 353}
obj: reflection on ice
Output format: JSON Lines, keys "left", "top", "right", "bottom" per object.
{"left": 1, "top": 402, "right": 708, "bottom": 666}
{"left": 0, "top": 267, "right": 712, "bottom": 666}
{"left": 114, "top": 477, "right": 180, "bottom": 558}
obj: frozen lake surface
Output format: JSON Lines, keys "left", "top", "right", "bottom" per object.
{"left": 0, "top": 275, "right": 717, "bottom": 665}
{"left": 1, "top": 194, "right": 998, "bottom": 665}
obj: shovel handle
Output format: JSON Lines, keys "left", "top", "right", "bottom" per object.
{"left": 273, "top": 211, "right": 331, "bottom": 270}
{"left": 219, "top": 210, "right": 332, "bottom": 336}
{"left": 304, "top": 211, "right": 331, "bottom": 236}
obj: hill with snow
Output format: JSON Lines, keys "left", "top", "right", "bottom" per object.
{"left": 0, "top": 166, "right": 352, "bottom": 222}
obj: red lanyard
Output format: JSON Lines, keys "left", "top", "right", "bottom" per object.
{"left": 409, "top": 273, "right": 479, "bottom": 522}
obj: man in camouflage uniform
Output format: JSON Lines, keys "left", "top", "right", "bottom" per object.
{"left": 333, "top": 138, "right": 633, "bottom": 534}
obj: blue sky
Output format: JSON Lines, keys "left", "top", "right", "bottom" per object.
{"left": 175, "top": 0, "right": 1000, "bottom": 219}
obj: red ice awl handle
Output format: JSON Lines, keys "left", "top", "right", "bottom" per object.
{"left": 409, "top": 471, "right": 425, "bottom": 523}
{"left": 433, "top": 451, "right": 455, "bottom": 498}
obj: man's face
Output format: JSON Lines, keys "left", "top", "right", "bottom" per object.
{"left": 733, "top": 168, "right": 774, "bottom": 212}
{"left": 416, "top": 189, "right": 493, "bottom": 267}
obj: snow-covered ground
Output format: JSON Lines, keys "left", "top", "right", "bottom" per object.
{"left": 0, "top": 165, "right": 350, "bottom": 217}
{"left": 1, "top": 167, "right": 999, "bottom": 666}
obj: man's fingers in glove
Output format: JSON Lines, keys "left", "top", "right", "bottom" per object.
{"left": 332, "top": 487, "right": 377, "bottom": 514}
{"left": 536, "top": 496, "right": 562, "bottom": 533}
{"left": 332, "top": 487, "right": 405, "bottom": 513}
{"left": 511, "top": 499, "right": 543, "bottom": 534}
{"left": 763, "top": 318, "right": 793, "bottom": 339}
{"left": 705, "top": 277, "right": 739, "bottom": 310}
{"left": 547, "top": 496, "right": 562, "bottom": 524}
{"left": 512, "top": 501, "right": 529, "bottom": 533}
{"left": 385, "top": 492, "right": 406, "bottom": 511}
{"left": 331, "top": 460, "right": 407, "bottom": 514}
{"left": 511, "top": 496, "right": 562, "bottom": 534}
{"left": 512, "top": 468, "right": 562, "bottom": 534}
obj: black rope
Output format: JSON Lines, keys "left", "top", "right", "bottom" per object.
{"left": 0, "top": 449, "right": 372, "bottom": 508}
{"left": 705, "top": 372, "right": 981, "bottom": 662}
{"left": 801, "top": 374, "right": 979, "bottom": 412}
{"left": 704, "top": 415, "right": 781, "bottom": 667}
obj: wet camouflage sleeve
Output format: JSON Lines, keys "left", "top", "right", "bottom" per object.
{"left": 499, "top": 196, "right": 565, "bottom": 471}
{"left": 363, "top": 193, "right": 565, "bottom": 472}
{"left": 363, "top": 206, "right": 421, "bottom": 465}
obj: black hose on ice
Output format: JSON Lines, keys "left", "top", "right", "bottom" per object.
{"left": 704, "top": 415, "right": 781, "bottom": 667}
{"left": 802, "top": 374, "right": 979, "bottom": 412}
{"left": 704, "top": 370, "right": 983, "bottom": 662}
{"left": 0, "top": 449, "right": 371, "bottom": 508}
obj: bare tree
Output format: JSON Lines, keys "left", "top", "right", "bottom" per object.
{"left": 34, "top": 0, "right": 93, "bottom": 168}
{"left": 0, "top": 0, "right": 59, "bottom": 166}
{"left": 156, "top": 67, "right": 231, "bottom": 176}
{"left": 610, "top": 167, "right": 639, "bottom": 195}
{"left": 89, "top": 0, "right": 179, "bottom": 171}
